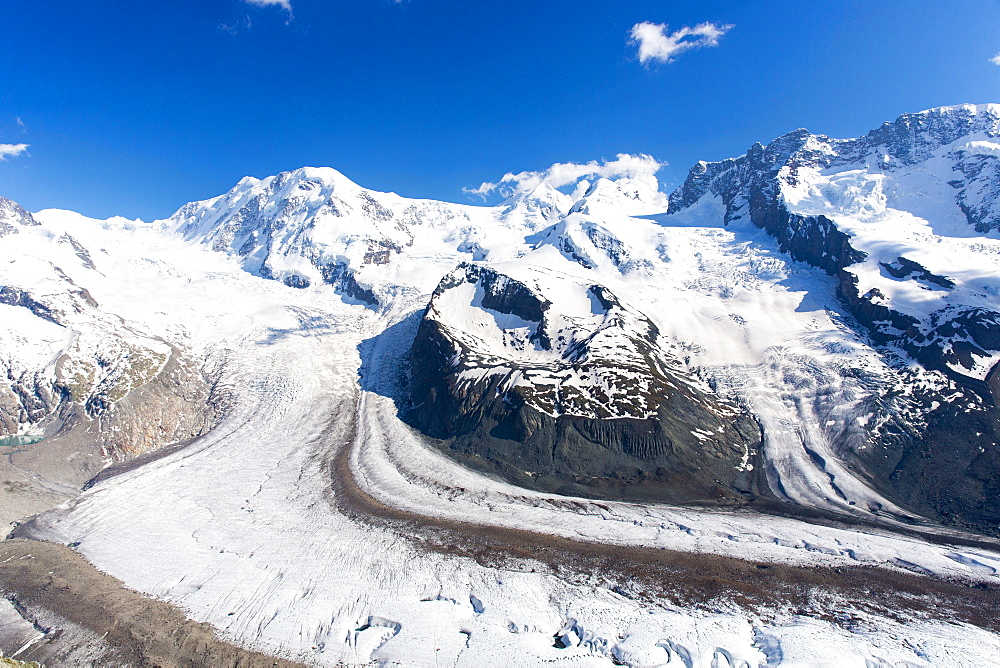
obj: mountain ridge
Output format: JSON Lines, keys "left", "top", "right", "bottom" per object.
{"left": 3, "top": 102, "right": 1000, "bottom": 533}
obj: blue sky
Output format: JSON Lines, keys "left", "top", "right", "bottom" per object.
{"left": 2, "top": 0, "right": 999, "bottom": 220}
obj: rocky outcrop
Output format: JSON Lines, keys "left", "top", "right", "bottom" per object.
{"left": 1, "top": 281, "right": 221, "bottom": 462}
{"left": 668, "top": 105, "right": 1000, "bottom": 384}
{"left": 841, "top": 366, "right": 1000, "bottom": 535}
{"left": 879, "top": 257, "right": 955, "bottom": 289}
{"left": 81, "top": 346, "right": 224, "bottom": 461}
{"left": 407, "top": 264, "right": 770, "bottom": 504}
{"left": 0, "top": 287, "right": 60, "bottom": 325}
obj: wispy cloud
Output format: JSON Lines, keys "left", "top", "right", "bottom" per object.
{"left": 237, "top": 0, "right": 405, "bottom": 23}
{"left": 0, "top": 143, "right": 29, "bottom": 160}
{"left": 15, "top": 117, "right": 26, "bottom": 133}
{"left": 628, "top": 21, "right": 733, "bottom": 65}
{"left": 465, "top": 154, "right": 665, "bottom": 199}
{"left": 243, "top": 0, "right": 291, "bottom": 10}
{"left": 991, "top": 52, "right": 1000, "bottom": 66}
{"left": 220, "top": 15, "right": 253, "bottom": 34}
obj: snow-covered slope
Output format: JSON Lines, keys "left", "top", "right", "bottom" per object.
{"left": 0, "top": 208, "right": 219, "bottom": 458}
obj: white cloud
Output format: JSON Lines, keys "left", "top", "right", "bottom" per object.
{"left": 0, "top": 143, "right": 29, "bottom": 160}
{"left": 220, "top": 15, "right": 253, "bottom": 34}
{"left": 991, "top": 52, "right": 1000, "bottom": 66}
{"left": 238, "top": 0, "right": 405, "bottom": 18}
{"left": 243, "top": 0, "right": 292, "bottom": 15}
{"left": 629, "top": 21, "right": 733, "bottom": 64}
{"left": 463, "top": 182, "right": 497, "bottom": 198}
{"left": 465, "top": 154, "right": 665, "bottom": 199}
{"left": 243, "top": 0, "right": 291, "bottom": 9}
{"left": 15, "top": 117, "right": 26, "bottom": 133}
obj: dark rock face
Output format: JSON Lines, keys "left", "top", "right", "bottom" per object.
{"left": 452, "top": 263, "right": 549, "bottom": 324}
{"left": 406, "top": 264, "right": 770, "bottom": 505}
{"left": 317, "top": 261, "right": 377, "bottom": 305}
{"left": 0, "top": 287, "right": 60, "bottom": 325}
{"left": 911, "top": 308, "right": 1000, "bottom": 379}
{"left": 842, "top": 367, "right": 1000, "bottom": 536}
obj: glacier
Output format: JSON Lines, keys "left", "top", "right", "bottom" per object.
{"left": 1, "top": 104, "right": 1000, "bottom": 665}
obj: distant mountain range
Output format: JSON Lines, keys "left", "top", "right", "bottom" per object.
{"left": 3, "top": 103, "right": 999, "bottom": 535}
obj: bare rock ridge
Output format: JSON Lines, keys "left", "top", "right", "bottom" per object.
{"left": 406, "top": 263, "right": 769, "bottom": 504}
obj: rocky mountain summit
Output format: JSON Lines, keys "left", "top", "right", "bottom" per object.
{"left": 407, "top": 263, "right": 767, "bottom": 503}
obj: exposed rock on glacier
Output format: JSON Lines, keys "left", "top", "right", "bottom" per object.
{"left": 407, "top": 263, "right": 768, "bottom": 504}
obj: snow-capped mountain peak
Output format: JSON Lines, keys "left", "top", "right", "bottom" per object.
{"left": 496, "top": 181, "right": 572, "bottom": 229}
{"left": 0, "top": 195, "right": 40, "bottom": 236}
{"left": 570, "top": 174, "right": 669, "bottom": 216}
{"left": 667, "top": 104, "right": 1000, "bottom": 383}
{"left": 167, "top": 166, "right": 510, "bottom": 301}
